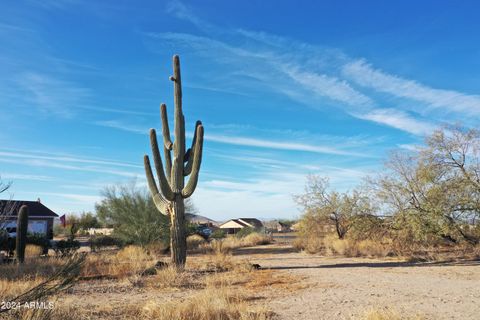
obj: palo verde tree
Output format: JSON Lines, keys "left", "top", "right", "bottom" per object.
{"left": 144, "top": 55, "right": 204, "bottom": 268}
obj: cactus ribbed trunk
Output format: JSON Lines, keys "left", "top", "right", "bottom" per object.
{"left": 16, "top": 205, "right": 29, "bottom": 264}
{"left": 170, "top": 195, "right": 186, "bottom": 266}
{"left": 144, "top": 55, "right": 204, "bottom": 269}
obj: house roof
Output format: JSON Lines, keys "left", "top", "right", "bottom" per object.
{"left": 237, "top": 218, "right": 263, "bottom": 228}
{"left": 185, "top": 213, "right": 218, "bottom": 225}
{"left": 0, "top": 200, "right": 59, "bottom": 218}
{"left": 219, "top": 218, "right": 263, "bottom": 229}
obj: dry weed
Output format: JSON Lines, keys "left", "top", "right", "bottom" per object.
{"left": 363, "top": 307, "right": 425, "bottom": 320}
{"left": 25, "top": 245, "right": 43, "bottom": 258}
{"left": 141, "top": 287, "right": 272, "bottom": 320}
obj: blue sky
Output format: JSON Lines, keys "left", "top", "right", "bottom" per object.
{"left": 1, "top": 0, "right": 479, "bottom": 220}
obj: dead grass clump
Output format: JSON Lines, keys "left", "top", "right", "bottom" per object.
{"left": 357, "top": 239, "right": 391, "bottom": 257}
{"left": 293, "top": 236, "right": 323, "bottom": 254}
{"left": 82, "top": 246, "right": 154, "bottom": 279}
{"left": 187, "top": 234, "right": 208, "bottom": 250}
{"left": 241, "top": 233, "right": 272, "bottom": 246}
{"left": 141, "top": 287, "right": 272, "bottom": 320}
{"left": 206, "top": 252, "right": 237, "bottom": 271}
{"left": 364, "top": 308, "right": 425, "bottom": 320}
{"left": 323, "top": 234, "right": 391, "bottom": 257}
{"left": 112, "top": 245, "right": 154, "bottom": 277}
{"left": 0, "top": 256, "right": 65, "bottom": 281}
{"left": 205, "top": 233, "right": 272, "bottom": 255}
{"left": 25, "top": 245, "right": 44, "bottom": 258}
{"left": 145, "top": 266, "right": 194, "bottom": 289}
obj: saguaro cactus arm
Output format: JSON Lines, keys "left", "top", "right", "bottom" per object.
{"left": 143, "top": 155, "right": 170, "bottom": 215}
{"left": 149, "top": 129, "right": 175, "bottom": 201}
{"left": 160, "top": 103, "right": 173, "bottom": 150}
{"left": 184, "top": 120, "right": 202, "bottom": 176}
{"left": 182, "top": 124, "right": 204, "bottom": 198}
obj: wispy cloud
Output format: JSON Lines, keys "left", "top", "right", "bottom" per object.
{"left": 205, "top": 133, "right": 365, "bottom": 156}
{"left": 1, "top": 173, "right": 54, "bottom": 182}
{"left": 94, "top": 120, "right": 148, "bottom": 135}
{"left": 165, "top": 0, "right": 215, "bottom": 33}
{"left": 15, "top": 72, "right": 90, "bottom": 117}
{"left": 343, "top": 59, "right": 480, "bottom": 116}
{"left": 0, "top": 149, "right": 141, "bottom": 169}
{"left": 354, "top": 108, "right": 436, "bottom": 136}
{"left": 0, "top": 149, "right": 142, "bottom": 178}
{"left": 95, "top": 119, "right": 370, "bottom": 156}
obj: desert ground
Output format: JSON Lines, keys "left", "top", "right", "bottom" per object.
{"left": 44, "top": 241, "right": 480, "bottom": 320}
{"left": 243, "top": 244, "right": 480, "bottom": 320}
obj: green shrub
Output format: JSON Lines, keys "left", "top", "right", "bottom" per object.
{"left": 54, "top": 239, "right": 80, "bottom": 256}
{"left": 236, "top": 227, "right": 255, "bottom": 238}
{"left": 210, "top": 229, "right": 225, "bottom": 239}
{"left": 89, "top": 235, "right": 124, "bottom": 252}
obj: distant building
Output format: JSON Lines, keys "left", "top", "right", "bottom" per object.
{"left": 185, "top": 213, "right": 218, "bottom": 227}
{"left": 219, "top": 218, "right": 263, "bottom": 234}
{"left": 0, "top": 199, "right": 58, "bottom": 239}
{"left": 264, "top": 220, "right": 293, "bottom": 233}
{"left": 87, "top": 228, "right": 114, "bottom": 236}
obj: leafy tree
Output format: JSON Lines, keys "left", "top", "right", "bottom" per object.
{"left": 294, "top": 175, "right": 374, "bottom": 239}
{"left": 77, "top": 212, "right": 101, "bottom": 230}
{"left": 368, "top": 126, "right": 480, "bottom": 244}
{"left": 95, "top": 183, "right": 170, "bottom": 247}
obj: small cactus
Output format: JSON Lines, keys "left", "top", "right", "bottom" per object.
{"left": 16, "top": 205, "right": 29, "bottom": 263}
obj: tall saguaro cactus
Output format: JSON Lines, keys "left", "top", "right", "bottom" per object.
{"left": 144, "top": 55, "right": 204, "bottom": 268}
{"left": 16, "top": 205, "right": 29, "bottom": 264}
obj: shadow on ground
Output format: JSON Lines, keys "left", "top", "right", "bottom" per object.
{"left": 263, "top": 259, "right": 480, "bottom": 270}
{"left": 232, "top": 244, "right": 480, "bottom": 270}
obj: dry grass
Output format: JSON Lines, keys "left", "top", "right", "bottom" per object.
{"left": 142, "top": 286, "right": 272, "bottom": 320}
{"left": 363, "top": 308, "right": 425, "bottom": 320}
{"left": 323, "top": 235, "right": 391, "bottom": 257}
{"left": 0, "top": 240, "right": 309, "bottom": 320}
{"left": 82, "top": 245, "right": 154, "bottom": 278}
{"left": 25, "top": 245, "right": 44, "bottom": 258}
{"left": 293, "top": 236, "right": 323, "bottom": 254}
{"left": 187, "top": 234, "right": 208, "bottom": 250}
{"left": 208, "top": 233, "right": 273, "bottom": 254}
{"left": 241, "top": 233, "right": 272, "bottom": 246}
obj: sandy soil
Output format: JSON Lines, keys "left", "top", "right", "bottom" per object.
{"left": 241, "top": 245, "right": 480, "bottom": 320}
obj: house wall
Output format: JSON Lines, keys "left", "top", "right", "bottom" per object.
{"left": 3, "top": 217, "right": 54, "bottom": 239}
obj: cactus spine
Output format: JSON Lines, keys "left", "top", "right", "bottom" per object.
{"left": 144, "top": 55, "right": 204, "bottom": 268}
{"left": 16, "top": 205, "right": 29, "bottom": 263}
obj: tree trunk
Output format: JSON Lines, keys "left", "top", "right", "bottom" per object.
{"left": 170, "top": 194, "right": 186, "bottom": 268}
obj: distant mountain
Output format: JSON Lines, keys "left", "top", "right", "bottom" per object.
{"left": 185, "top": 213, "right": 218, "bottom": 225}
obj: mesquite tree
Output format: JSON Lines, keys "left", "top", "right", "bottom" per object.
{"left": 144, "top": 55, "right": 204, "bottom": 268}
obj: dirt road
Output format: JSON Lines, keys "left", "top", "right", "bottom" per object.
{"left": 237, "top": 245, "right": 480, "bottom": 319}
